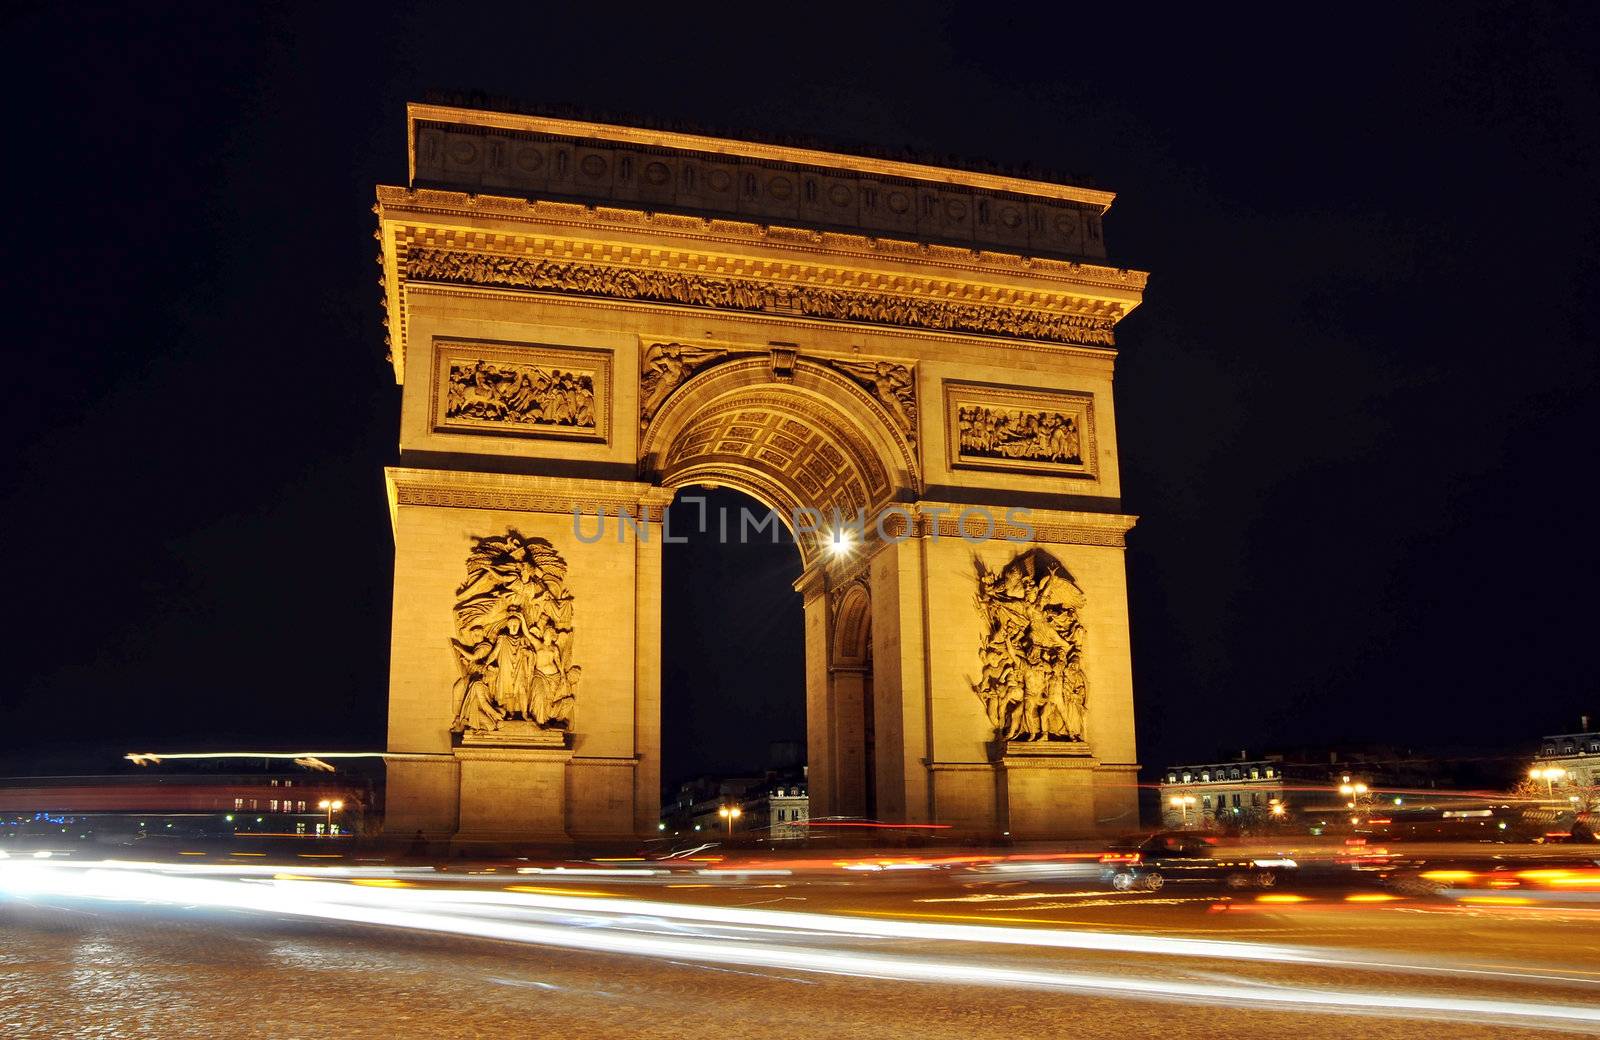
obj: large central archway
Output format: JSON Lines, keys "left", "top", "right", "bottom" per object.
{"left": 658, "top": 486, "right": 806, "bottom": 809}
{"left": 642, "top": 356, "right": 915, "bottom": 817}
{"left": 642, "top": 356, "right": 919, "bottom": 563}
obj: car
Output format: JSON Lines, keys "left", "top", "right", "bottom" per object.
{"left": 1099, "top": 832, "right": 1296, "bottom": 892}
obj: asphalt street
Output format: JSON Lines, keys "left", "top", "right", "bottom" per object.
{"left": 3, "top": 847, "right": 1598, "bottom": 1039}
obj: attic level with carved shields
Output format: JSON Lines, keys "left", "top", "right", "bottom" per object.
{"left": 374, "top": 102, "right": 1147, "bottom": 845}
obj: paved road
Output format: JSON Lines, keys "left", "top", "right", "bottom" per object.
{"left": 3, "top": 849, "right": 1598, "bottom": 1038}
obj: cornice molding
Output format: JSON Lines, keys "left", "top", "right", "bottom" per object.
{"left": 384, "top": 467, "right": 666, "bottom": 533}
{"left": 382, "top": 469, "right": 1135, "bottom": 548}
{"left": 376, "top": 185, "right": 1148, "bottom": 293}
{"left": 865, "top": 501, "right": 1137, "bottom": 548}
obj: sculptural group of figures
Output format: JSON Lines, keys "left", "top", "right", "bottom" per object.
{"left": 972, "top": 549, "right": 1089, "bottom": 742}
{"left": 446, "top": 359, "right": 596, "bottom": 429}
{"left": 450, "top": 533, "right": 580, "bottom": 735}
{"left": 957, "top": 405, "right": 1081, "bottom": 463}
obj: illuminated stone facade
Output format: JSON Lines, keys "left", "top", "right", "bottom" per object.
{"left": 1158, "top": 759, "right": 1288, "bottom": 829}
{"left": 376, "top": 104, "right": 1147, "bottom": 842}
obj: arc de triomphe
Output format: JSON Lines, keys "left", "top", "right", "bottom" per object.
{"left": 375, "top": 103, "right": 1147, "bottom": 842}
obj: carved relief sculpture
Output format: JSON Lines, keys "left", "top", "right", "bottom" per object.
{"left": 433, "top": 341, "right": 610, "bottom": 442}
{"left": 971, "top": 548, "right": 1088, "bottom": 743}
{"left": 945, "top": 381, "right": 1096, "bottom": 479}
{"left": 447, "top": 360, "right": 595, "bottom": 427}
{"left": 449, "top": 532, "right": 579, "bottom": 736}
{"left": 827, "top": 358, "right": 917, "bottom": 441}
{"left": 958, "top": 405, "right": 1078, "bottom": 462}
{"left": 639, "top": 342, "right": 730, "bottom": 428}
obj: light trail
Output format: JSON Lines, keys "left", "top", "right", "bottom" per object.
{"left": 124, "top": 750, "right": 433, "bottom": 764}
{"left": 3, "top": 860, "right": 1598, "bottom": 1029}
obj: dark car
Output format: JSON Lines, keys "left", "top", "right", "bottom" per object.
{"left": 1099, "top": 832, "right": 1296, "bottom": 892}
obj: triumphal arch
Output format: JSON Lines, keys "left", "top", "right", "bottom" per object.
{"left": 375, "top": 103, "right": 1147, "bottom": 842}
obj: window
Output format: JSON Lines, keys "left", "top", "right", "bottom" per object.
{"left": 1200, "top": 771, "right": 1210, "bottom": 782}
{"left": 234, "top": 798, "right": 244, "bottom": 810}
{"left": 1250, "top": 769, "right": 1260, "bottom": 779}
{"left": 1229, "top": 769, "right": 1241, "bottom": 780}
{"left": 1265, "top": 768, "right": 1275, "bottom": 778}
{"left": 1233, "top": 794, "right": 1242, "bottom": 808}
{"left": 1251, "top": 793, "right": 1261, "bottom": 806}
{"left": 1202, "top": 795, "right": 1212, "bottom": 808}
{"left": 1167, "top": 773, "right": 1177, "bottom": 783}
{"left": 248, "top": 799, "right": 258, "bottom": 810}
{"left": 297, "top": 800, "right": 306, "bottom": 812}
{"left": 269, "top": 800, "right": 279, "bottom": 812}
{"left": 1182, "top": 772, "right": 1192, "bottom": 782}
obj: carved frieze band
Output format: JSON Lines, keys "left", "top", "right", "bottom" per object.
{"left": 945, "top": 381, "right": 1097, "bottom": 480}
{"left": 404, "top": 247, "right": 1117, "bottom": 347}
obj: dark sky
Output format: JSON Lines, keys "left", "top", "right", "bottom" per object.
{"left": 3, "top": 3, "right": 1596, "bottom": 784}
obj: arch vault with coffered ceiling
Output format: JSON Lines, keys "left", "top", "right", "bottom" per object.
{"left": 376, "top": 102, "right": 1147, "bottom": 844}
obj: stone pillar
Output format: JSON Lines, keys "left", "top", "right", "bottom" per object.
{"left": 798, "top": 568, "right": 835, "bottom": 818}
{"left": 829, "top": 665, "right": 869, "bottom": 818}
{"left": 631, "top": 497, "right": 669, "bottom": 837}
{"left": 866, "top": 538, "right": 931, "bottom": 824}
{"left": 382, "top": 469, "right": 663, "bottom": 846}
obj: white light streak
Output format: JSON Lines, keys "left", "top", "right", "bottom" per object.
{"left": 2, "top": 860, "right": 1596, "bottom": 1029}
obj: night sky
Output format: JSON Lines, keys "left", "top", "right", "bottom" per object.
{"left": 4, "top": 3, "right": 1596, "bottom": 786}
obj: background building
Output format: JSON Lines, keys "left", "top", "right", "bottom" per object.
{"left": 0, "top": 764, "right": 371, "bottom": 845}
{"left": 1156, "top": 747, "right": 1458, "bottom": 830}
{"left": 1157, "top": 756, "right": 1287, "bottom": 828}
{"left": 1536, "top": 724, "right": 1599, "bottom": 789}
{"left": 661, "top": 767, "right": 808, "bottom": 840}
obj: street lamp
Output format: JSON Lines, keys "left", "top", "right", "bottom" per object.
{"left": 1529, "top": 766, "right": 1566, "bottom": 797}
{"left": 1269, "top": 799, "right": 1287, "bottom": 817}
{"left": 717, "top": 804, "right": 743, "bottom": 836}
{"left": 1339, "top": 781, "right": 1368, "bottom": 808}
{"left": 317, "top": 798, "right": 344, "bottom": 834}
{"left": 1168, "top": 794, "right": 1196, "bottom": 827}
